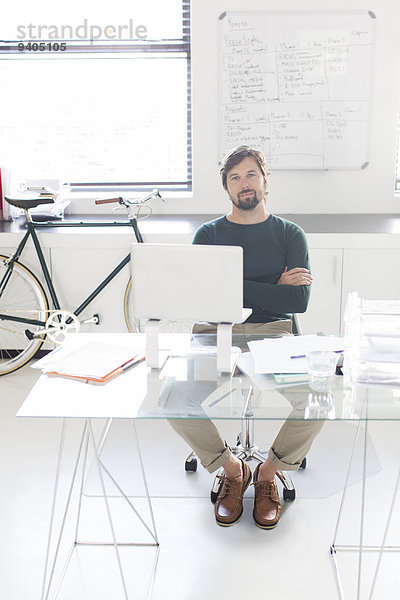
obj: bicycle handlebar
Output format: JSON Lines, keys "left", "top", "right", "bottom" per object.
{"left": 94, "top": 197, "right": 122, "bottom": 205}
{"left": 94, "top": 189, "right": 163, "bottom": 206}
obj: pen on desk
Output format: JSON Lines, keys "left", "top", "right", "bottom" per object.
{"left": 290, "top": 350, "right": 343, "bottom": 359}
{"left": 121, "top": 355, "right": 146, "bottom": 372}
{"left": 93, "top": 352, "right": 145, "bottom": 381}
{"left": 87, "top": 355, "right": 146, "bottom": 384}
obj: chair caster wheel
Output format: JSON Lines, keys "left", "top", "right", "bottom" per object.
{"left": 300, "top": 457, "right": 307, "bottom": 470}
{"left": 185, "top": 458, "right": 197, "bottom": 472}
{"left": 283, "top": 487, "right": 296, "bottom": 502}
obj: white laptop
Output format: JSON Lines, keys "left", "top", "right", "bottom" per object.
{"left": 130, "top": 243, "right": 251, "bottom": 323}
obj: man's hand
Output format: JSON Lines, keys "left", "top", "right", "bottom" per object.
{"left": 277, "top": 266, "right": 313, "bottom": 286}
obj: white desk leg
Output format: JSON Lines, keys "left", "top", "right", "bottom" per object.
{"left": 357, "top": 405, "right": 369, "bottom": 600}
{"left": 217, "top": 322, "right": 233, "bottom": 373}
{"left": 42, "top": 418, "right": 159, "bottom": 600}
{"left": 329, "top": 395, "right": 400, "bottom": 599}
{"left": 42, "top": 420, "right": 89, "bottom": 600}
{"left": 370, "top": 456, "right": 400, "bottom": 597}
{"left": 87, "top": 421, "right": 129, "bottom": 600}
{"left": 41, "top": 419, "right": 66, "bottom": 600}
{"left": 330, "top": 417, "right": 363, "bottom": 600}
{"left": 88, "top": 421, "right": 159, "bottom": 546}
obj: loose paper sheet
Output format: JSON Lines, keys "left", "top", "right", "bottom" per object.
{"left": 247, "top": 334, "right": 344, "bottom": 374}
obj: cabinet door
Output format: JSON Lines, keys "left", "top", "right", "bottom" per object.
{"left": 342, "top": 248, "right": 400, "bottom": 325}
{"left": 50, "top": 247, "right": 130, "bottom": 333}
{"left": 300, "top": 248, "right": 343, "bottom": 335}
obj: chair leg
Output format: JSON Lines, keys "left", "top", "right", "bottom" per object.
{"left": 276, "top": 470, "right": 296, "bottom": 501}
{"left": 211, "top": 467, "right": 225, "bottom": 504}
{"left": 252, "top": 450, "right": 268, "bottom": 463}
{"left": 230, "top": 447, "right": 247, "bottom": 460}
{"left": 184, "top": 425, "right": 303, "bottom": 503}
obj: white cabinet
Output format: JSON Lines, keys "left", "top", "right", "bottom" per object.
{"left": 50, "top": 247, "right": 131, "bottom": 333}
{"left": 2, "top": 228, "right": 400, "bottom": 339}
{"left": 300, "top": 248, "right": 343, "bottom": 335}
{"left": 0, "top": 244, "right": 131, "bottom": 334}
{"left": 50, "top": 245, "right": 345, "bottom": 336}
{"left": 48, "top": 232, "right": 193, "bottom": 334}
{"left": 341, "top": 248, "right": 400, "bottom": 327}
{"left": 0, "top": 231, "right": 192, "bottom": 336}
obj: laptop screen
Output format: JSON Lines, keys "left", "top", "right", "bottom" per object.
{"left": 131, "top": 243, "right": 244, "bottom": 323}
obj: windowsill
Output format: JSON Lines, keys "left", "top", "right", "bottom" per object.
{"left": 65, "top": 190, "right": 194, "bottom": 215}
{"left": 67, "top": 190, "right": 193, "bottom": 199}
{"left": 2, "top": 213, "right": 400, "bottom": 235}
{"left": 0, "top": 213, "right": 211, "bottom": 236}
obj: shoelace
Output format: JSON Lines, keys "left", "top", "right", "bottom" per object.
{"left": 216, "top": 474, "right": 242, "bottom": 497}
{"left": 252, "top": 480, "right": 279, "bottom": 503}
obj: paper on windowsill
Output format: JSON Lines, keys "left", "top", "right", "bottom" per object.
{"left": 247, "top": 334, "right": 344, "bottom": 374}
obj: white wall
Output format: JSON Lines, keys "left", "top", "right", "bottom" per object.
{"left": 156, "top": 0, "right": 400, "bottom": 216}
{"left": 66, "top": 0, "right": 400, "bottom": 217}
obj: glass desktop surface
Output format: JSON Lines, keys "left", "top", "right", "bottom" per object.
{"left": 134, "top": 334, "right": 400, "bottom": 422}
{"left": 17, "top": 332, "right": 400, "bottom": 421}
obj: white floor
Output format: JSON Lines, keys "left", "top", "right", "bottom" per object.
{"left": 1, "top": 365, "right": 400, "bottom": 600}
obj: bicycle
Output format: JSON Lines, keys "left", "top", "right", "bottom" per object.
{"left": 0, "top": 189, "right": 163, "bottom": 375}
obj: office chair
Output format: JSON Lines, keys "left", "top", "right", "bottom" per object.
{"left": 184, "top": 314, "right": 307, "bottom": 504}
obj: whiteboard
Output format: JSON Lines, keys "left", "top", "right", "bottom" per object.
{"left": 219, "top": 11, "right": 375, "bottom": 169}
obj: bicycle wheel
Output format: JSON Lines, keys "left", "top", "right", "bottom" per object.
{"left": 123, "top": 277, "right": 139, "bottom": 332}
{"left": 0, "top": 255, "right": 49, "bottom": 375}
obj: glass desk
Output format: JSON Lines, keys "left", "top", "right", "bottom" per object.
{"left": 18, "top": 332, "right": 400, "bottom": 422}
{"left": 17, "top": 333, "right": 400, "bottom": 600}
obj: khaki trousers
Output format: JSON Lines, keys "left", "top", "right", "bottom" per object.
{"left": 168, "top": 320, "right": 324, "bottom": 473}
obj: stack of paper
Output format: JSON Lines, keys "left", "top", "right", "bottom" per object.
{"left": 248, "top": 334, "right": 344, "bottom": 374}
{"left": 32, "top": 340, "right": 145, "bottom": 385}
{"left": 343, "top": 293, "right": 400, "bottom": 386}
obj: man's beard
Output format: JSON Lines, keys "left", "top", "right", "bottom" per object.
{"left": 231, "top": 190, "right": 261, "bottom": 211}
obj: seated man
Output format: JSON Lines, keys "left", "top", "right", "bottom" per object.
{"left": 169, "top": 145, "right": 322, "bottom": 529}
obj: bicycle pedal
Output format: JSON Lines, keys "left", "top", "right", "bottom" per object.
{"left": 82, "top": 314, "right": 100, "bottom": 325}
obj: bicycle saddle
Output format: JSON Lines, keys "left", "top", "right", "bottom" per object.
{"left": 5, "top": 195, "right": 55, "bottom": 209}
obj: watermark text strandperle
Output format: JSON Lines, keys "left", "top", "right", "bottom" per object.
{"left": 16, "top": 19, "right": 148, "bottom": 42}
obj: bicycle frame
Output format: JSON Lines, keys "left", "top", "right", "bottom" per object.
{"left": 0, "top": 209, "right": 143, "bottom": 329}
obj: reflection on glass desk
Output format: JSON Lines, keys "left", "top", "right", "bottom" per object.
{"left": 17, "top": 333, "right": 400, "bottom": 423}
{"left": 139, "top": 354, "right": 400, "bottom": 423}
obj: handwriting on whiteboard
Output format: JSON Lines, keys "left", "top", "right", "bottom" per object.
{"left": 220, "top": 12, "right": 374, "bottom": 169}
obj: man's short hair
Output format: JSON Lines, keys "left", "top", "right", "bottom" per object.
{"left": 219, "top": 145, "right": 270, "bottom": 191}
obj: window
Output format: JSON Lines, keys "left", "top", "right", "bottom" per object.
{"left": 0, "top": 1, "right": 191, "bottom": 192}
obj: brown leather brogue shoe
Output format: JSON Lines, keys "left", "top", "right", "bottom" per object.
{"left": 252, "top": 463, "right": 282, "bottom": 529}
{"left": 214, "top": 458, "right": 251, "bottom": 527}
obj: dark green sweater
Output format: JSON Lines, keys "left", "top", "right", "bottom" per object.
{"left": 192, "top": 214, "right": 311, "bottom": 323}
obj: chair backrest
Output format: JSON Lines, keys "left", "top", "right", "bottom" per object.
{"left": 292, "top": 313, "right": 303, "bottom": 335}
